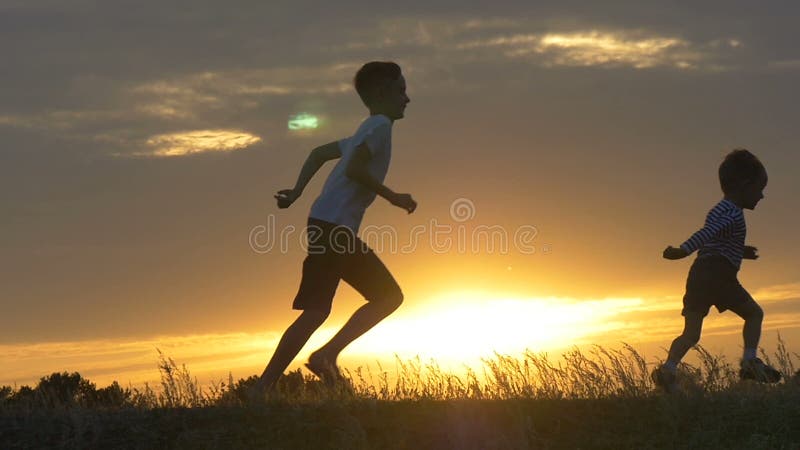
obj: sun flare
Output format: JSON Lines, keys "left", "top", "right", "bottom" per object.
{"left": 348, "top": 291, "right": 644, "bottom": 364}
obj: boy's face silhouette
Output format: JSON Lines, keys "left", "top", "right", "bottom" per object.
{"left": 376, "top": 75, "right": 409, "bottom": 121}
{"left": 740, "top": 172, "right": 768, "bottom": 210}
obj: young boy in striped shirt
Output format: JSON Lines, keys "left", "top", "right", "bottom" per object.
{"left": 653, "top": 149, "right": 780, "bottom": 392}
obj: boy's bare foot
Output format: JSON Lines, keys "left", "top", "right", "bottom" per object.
{"left": 651, "top": 365, "right": 679, "bottom": 394}
{"left": 306, "top": 352, "right": 346, "bottom": 387}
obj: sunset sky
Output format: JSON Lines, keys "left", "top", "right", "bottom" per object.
{"left": 2, "top": 1, "right": 800, "bottom": 387}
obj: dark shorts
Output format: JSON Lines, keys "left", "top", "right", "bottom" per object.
{"left": 292, "top": 218, "right": 402, "bottom": 312}
{"left": 682, "top": 255, "right": 755, "bottom": 317}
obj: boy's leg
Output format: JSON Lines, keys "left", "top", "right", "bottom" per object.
{"left": 259, "top": 226, "right": 342, "bottom": 390}
{"left": 310, "top": 294, "right": 402, "bottom": 364}
{"left": 727, "top": 295, "right": 763, "bottom": 360}
{"left": 309, "top": 244, "right": 403, "bottom": 370}
{"left": 258, "top": 309, "right": 329, "bottom": 389}
{"left": 668, "top": 257, "right": 715, "bottom": 370}
{"left": 653, "top": 312, "right": 704, "bottom": 392}
{"left": 727, "top": 294, "right": 779, "bottom": 382}
{"left": 665, "top": 312, "right": 705, "bottom": 370}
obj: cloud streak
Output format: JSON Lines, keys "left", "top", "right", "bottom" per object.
{"left": 135, "top": 130, "right": 262, "bottom": 157}
{"left": 332, "top": 17, "right": 744, "bottom": 72}
{"left": 453, "top": 28, "right": 741, "bottom": 71}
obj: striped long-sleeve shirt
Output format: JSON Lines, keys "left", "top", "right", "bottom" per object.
{"left": 680, "top": 199, "right": 746, "bottom": 269}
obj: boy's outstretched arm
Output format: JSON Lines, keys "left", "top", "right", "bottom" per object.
{"left": 664, "top": 211, "right": 738, "bottom": 260}
{"left": 663, "top": 245, "right": 689, "bottom": 260}
{"left": 275, "top": 141, "right": 342, "bottom": 208}
{"left": 345, "top": 142, "right": 417, "bottom": 213}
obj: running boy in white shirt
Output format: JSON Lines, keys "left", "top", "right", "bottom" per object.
{"left": 258, "top": 61, "right": 416, "bottom": 391}
{"left": 653, "top": 149, "right": 780, "bottom": 393}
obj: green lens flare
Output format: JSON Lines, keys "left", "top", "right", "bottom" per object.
{"left": 288, "top": 113, "right": 319, "bottom": 130}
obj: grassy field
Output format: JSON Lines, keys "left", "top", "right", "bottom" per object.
{"left": 2, "top": 343, "right": 799, "bottom": 449}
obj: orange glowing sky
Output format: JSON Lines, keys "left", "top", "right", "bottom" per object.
{"left": 2, "top": 1, "right": 800, "bottom": 387}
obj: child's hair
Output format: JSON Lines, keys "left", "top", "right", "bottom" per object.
{"left": 718, "top": 148, "right": 767, "bottom": 194}
{"left": 354, "top": 61, "right": 402, "bottom": 106}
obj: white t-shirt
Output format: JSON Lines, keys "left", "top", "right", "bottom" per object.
{"left": 309, "top": 114, "right": 393, "bottom": 232}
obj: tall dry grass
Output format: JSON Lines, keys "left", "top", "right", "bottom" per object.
{"left": 3, "top": 338, "right": 797, "bottom": 409}
{"left": 216, "top": 337, "right": 800, "bottom": 404}
{"left": 2, "top": 340, "right": 800, "bottom": 449}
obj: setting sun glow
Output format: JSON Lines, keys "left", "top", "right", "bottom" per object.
{"left": 348, "top": 291, "right": 644, "bottom": 363}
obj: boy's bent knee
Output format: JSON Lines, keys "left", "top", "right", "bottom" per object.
{"left": 679, "top": 331, "right": 701, "bottom": 346}
{"left": 377, "top": 290, "right": 403, "bottom": 312}
{"left": 686, "top": 334, "right": 701, "bottom": 346}
{"left": 750, "top": 304, "right": 764, "bottom": 321}
{"left": 737, "top": 301, "right": 763, "bottom": 321}
{"left": 300, "top": 308, "right": 330, "bottom": 324}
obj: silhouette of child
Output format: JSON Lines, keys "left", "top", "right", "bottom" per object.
{"left": 257, "top": 61, "right": 415, "bottom": 391}
{"left": 653, "top": 149, "right": 780, "bottom": 392}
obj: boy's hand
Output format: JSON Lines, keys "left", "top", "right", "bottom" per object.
{"left": 663, "top": 245, "right": 689, "bottom": 260}
{"left": 389, "top": 193, "right": 417, "bottom": 214}
{"left": 743, "top": 245, "right": 759, "bottom": 260}
{"left": 274, "top": 189, "right": 300, "bottom": 209}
